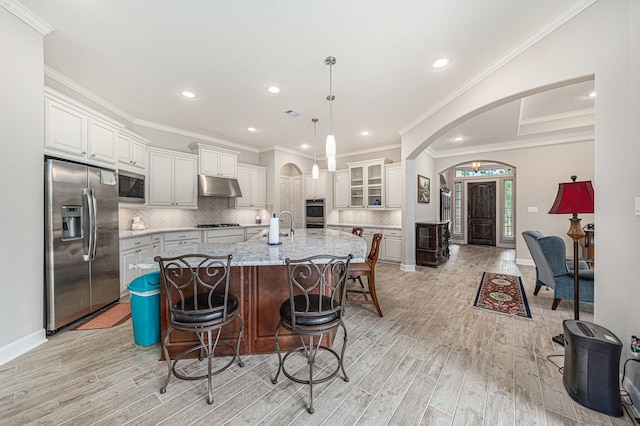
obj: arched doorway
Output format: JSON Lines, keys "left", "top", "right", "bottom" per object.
{"left": 439, "top": 161, "right": 516, "bottom": 248}
{"left": 279, "top": 163, "right": 303, "bottom": 230}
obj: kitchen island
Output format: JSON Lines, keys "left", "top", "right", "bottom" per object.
{"left": 136, "top": 229, "right": 367, "bottom": 357}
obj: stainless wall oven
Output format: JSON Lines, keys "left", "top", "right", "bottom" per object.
{"left": 305, "top": 199, "right": 325, "bottom": 228}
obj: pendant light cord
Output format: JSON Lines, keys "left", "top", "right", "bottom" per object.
{"left": 329, "top": 63, "right": 333, "bottom": 134}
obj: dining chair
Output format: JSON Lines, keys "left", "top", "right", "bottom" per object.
{"left": 346, "top": 233, "right": 383, "bottom": 316}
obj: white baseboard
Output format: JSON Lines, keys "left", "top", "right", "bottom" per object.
{"left": 400, "top": 263, "right": 415, "bottom": 272}
{"left": 516, "top": 258, "right": 535, "bottom": 266}
{"left": 0, "top": 329, "right": 47, "bottom": 366}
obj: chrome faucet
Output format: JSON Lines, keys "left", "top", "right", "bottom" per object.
{"left": 278, "top": 211, "right": 294, "bottom": 236}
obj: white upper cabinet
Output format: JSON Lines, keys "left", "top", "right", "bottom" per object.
{"left": 305, "top": 171, "right": 326, "bottom": 200}
{"left": 236, "top": 163, "right": 266, "bottom": 208}
{"left": 147, "top": 147, "right": 198, "bottom": 208}
{"left": 117, "top": 129, "right": 148, "bottom": 172}
{"left": 347, "top": 158, "right": 388, "bottom": 209}
{"left": 45, "top": 88, "right": 123, "bottom": 167}
{"left": 189, "top": 143, "right": 238, "bottom": 178}
{"left": 385, "top": 163, "right": 402, "bottom": 209}
{"left": 333, "top": 170, "right": 349, "bottom": 209}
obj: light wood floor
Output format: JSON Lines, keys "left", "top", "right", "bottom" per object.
{"left": 1, "top": 245, "right": 634, "bottom": 425}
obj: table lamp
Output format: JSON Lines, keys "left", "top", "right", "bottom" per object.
{"left": 548, "top": 175, "right": 595, "bottom": 321}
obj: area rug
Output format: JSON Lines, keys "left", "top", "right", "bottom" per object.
{"left": 75, "top": 303, "right": 131, "bottom": 330}
{"left": 473, "top": 272, "right": 531, "bottom": 318}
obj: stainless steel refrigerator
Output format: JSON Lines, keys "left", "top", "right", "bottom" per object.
{"left": 45, "top": 158, "right": 120, "bottom": 332}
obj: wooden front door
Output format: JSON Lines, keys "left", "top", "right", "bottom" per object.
{"left": 468, "top": 182, "right": 496, "bottom": 246}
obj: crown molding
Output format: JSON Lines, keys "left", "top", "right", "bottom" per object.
{"left": 399, "top": 0, "right": 598, "bottom": 136}
{"left": 426, "top": 130, "right": 594, "bottom": 158}
{"left": 519, "top": 107, "right": 594, "bottom": 125}
{"left": 1, "top": 0, "right": 53, "bottom": 35}
{"left": 45, "top": 65, "right": 259, "bottom": 153}
{"left": 45, "top": 65, "right": 136, "bottom": 123}
{"left": 135, "top": 119, "right": 259, "bottom": 153}
{"left": 336, "top": 143, "right": 401, "bottom": 158}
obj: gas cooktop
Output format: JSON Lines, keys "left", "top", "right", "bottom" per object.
{"left": 196, "top": 223, "right": 241, "bottom": 228}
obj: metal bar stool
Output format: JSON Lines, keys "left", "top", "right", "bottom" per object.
{"left": 155, "top": 254, "right": 244, "bottom": 405}
{"left": 272, "top": 254, "right": 353, "bottom": 414}
{"left": 346, "top": 233, "right": 383, "bottom": 317}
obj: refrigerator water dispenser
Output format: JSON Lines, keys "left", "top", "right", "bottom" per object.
{"left": 61, "top": 205, "right": 82, "bottom": 240}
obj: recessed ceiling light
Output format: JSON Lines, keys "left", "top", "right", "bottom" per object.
{"left": 360, "top": 130, "right": 370, "bottom": 136}
{"left": 586, "top": 91, "right": 597, "bottom": 98}
{"left": 247, "top": 127, "right": 257, "bottom": 132}
{"left": 452, "top": 136, "right": 466, "bottom": 142}
{"left": 301, "top": 143, "right": 309, "bottom": 149}
{"left": 432, "top": 58, "right": 450, "bottom": 69}
{"left": 267, "top": 86, "right": 281, "bottom": 94}
{"left": 181, "top": 90, "right": 197, "bottom": 98}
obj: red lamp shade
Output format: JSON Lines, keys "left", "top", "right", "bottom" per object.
{"left": 548, "top": 178, "right": 594, "bottom": 214}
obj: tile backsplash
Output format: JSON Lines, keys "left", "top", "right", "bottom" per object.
{"left": 338, "top": 209, "right": 402, "bottom": 227}
{"left": 119, "top": 197, "right": 272, "bottom": 230}
{"left": 120, "top": 197, "right": 402, "bottom": 231}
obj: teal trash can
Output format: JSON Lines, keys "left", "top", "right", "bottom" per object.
{"left": 128, "top": 271, "right": 161, "bottom": 346}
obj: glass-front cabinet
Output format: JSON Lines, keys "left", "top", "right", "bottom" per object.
{"left": 347, "top": 158, "right": 387, "bottom": 209}
{"left": 349, "top": 166, "right": 364, "bottom": 207}
{"left": 366, "top": 163, "right": 383, "bottom": 207}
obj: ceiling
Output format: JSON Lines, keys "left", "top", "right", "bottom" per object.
{"left": 18, "top": 0, "right": 594, "bottom": 157}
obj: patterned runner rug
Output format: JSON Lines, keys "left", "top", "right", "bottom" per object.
{"left": 473, "top": 272, "right": 531, "bottom": 318}
{"left": 74, "top": 303, "right": 131, "bottom": 330}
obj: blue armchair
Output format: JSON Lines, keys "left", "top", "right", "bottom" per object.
{"left": 522, "top": 230, "right": 594, "bottom": 310}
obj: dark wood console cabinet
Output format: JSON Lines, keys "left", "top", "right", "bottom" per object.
{"left": 415, "top": 221, "right": 450, "bottom": 267}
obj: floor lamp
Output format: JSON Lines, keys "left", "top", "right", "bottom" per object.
{"left": 548, "top": 175, "right": 595, "bottom": 344}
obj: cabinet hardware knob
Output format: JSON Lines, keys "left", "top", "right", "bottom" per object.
{"left": 91, "top": 153, "right": 96, "bottom": 157}
{"left": 81, "top": 151, "right": 86, "bottom": 154}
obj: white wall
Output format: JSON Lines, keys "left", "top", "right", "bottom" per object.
{"left": 400, "top": 0, "right": 639, "bottom": 374}
{"left": 435, "top": 140, "right": 595, "bottom": 262}
{"left": 0, "top": 8, "right": 47, "bottom": 363}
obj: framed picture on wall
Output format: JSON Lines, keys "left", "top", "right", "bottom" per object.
{"left": 418, "top": 175, "right": 430, "bottom": 203}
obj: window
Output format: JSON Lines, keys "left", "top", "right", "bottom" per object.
{"left": 504, "top": 179, "right": 513, "bottom": 237}
{"left": 454, "top": 182, "right": 462, "bottom": 234}
{"left": 455, "top": 167, "right": 512, "bottom": 178}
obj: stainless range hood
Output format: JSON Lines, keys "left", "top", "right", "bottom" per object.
{"left": 198, "top": 175, "right": 243, "bottom": 197}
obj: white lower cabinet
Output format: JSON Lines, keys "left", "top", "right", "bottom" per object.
{"left": 163, "top": 230, "right": 201, "bottom": 252}
{"left": 119, "top": 236, "right": 152, "bottom": 297}
{"left": 382, "top": 229, "right": 402, "bottom": 262}
{"left": 204, "top": 228, "right": 245, "bottom": 243}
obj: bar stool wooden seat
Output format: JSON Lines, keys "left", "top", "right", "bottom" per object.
{"left": 347, "top": 233, "right": 383, "bottom": 317}
{"left": 351, "top": 227, "right": 364, "bottom": 237}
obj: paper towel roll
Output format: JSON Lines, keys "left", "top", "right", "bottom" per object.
{"left": 268, "top": 214, "right": 280, "bottom": 245}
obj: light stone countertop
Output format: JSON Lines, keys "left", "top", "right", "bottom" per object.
{"left": 132, "top": 228, "right": 367, "bottom": 269}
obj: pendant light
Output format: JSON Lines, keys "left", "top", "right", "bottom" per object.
{"left": 327, "top": 156, "right": 336, "bottom": 172}
{"left": 325, "top": 56, "right": 337, "bottom": 170}
{"left": 312, "top": 118, "right": 319, "bottom": 179}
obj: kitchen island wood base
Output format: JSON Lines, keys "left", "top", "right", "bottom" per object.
{"left": 160, "top": 264, "right": 334, "bottom": 358}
